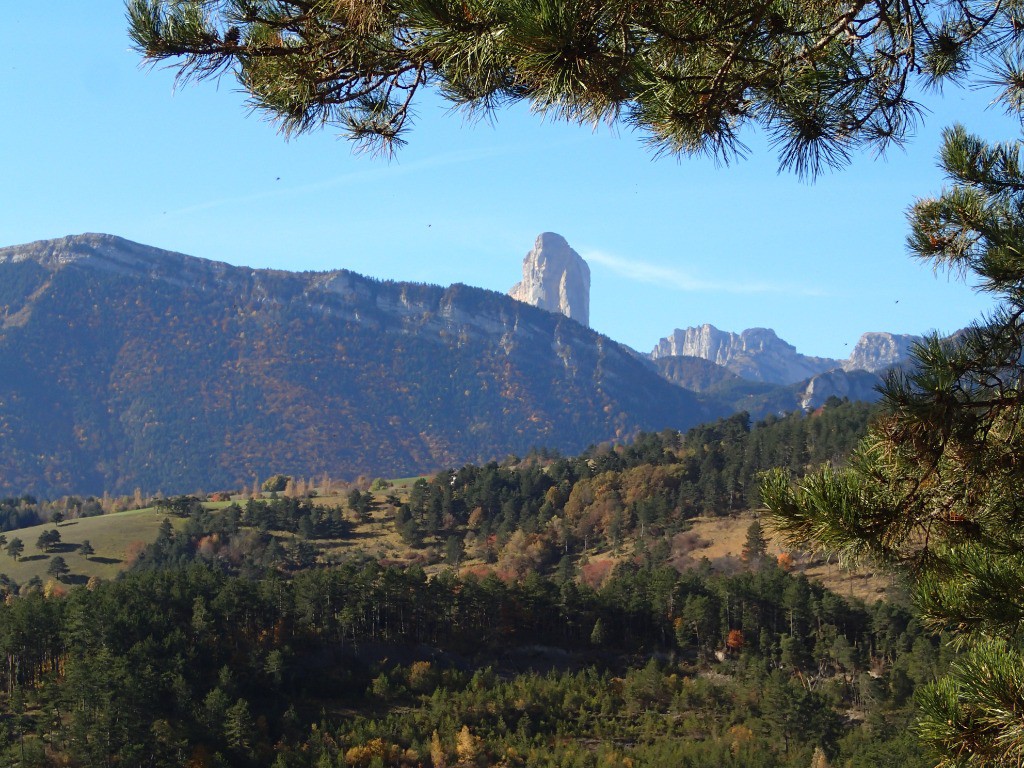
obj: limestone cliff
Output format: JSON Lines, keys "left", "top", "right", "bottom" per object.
{"left": 509, "top": 232, "right": 590, "bottom": 326}
{"left": 799, "top": 369, "right": 885, "bottom": 411}
{"left": 651, "top": 324, "right": 840, "bottom": 385}
{"left": 652, "top": 325, "right": 926, "bottom": 385}
{"left": 841, "top": 332, "right": 920, "bottom": 373}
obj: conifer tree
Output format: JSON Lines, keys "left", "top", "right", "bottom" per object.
{"left": 35, "top": 529, "right": 59, "bottom": 553}
{"left": 763, "top": 124, "right": 1024, "bottom": 765}
{"left": 590, "top": 617, "right": 607, "bottom": 647}
{"left": 224, "top": 697, "right": 256, "bottom": 755}
{"left": 6, "top": 537, "right": 23, "bottom": 561}
{"left": 46, "top": 556, "right": 70, "bottom": 582}
{"left": 127, "top": 0, "right": 1024, "bottom": 176}
{"left": 741, "top": 518, "right": 768, "bottom": 563}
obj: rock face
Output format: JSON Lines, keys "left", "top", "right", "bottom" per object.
{"left": 652, "top": 325, "right": 925, "bottom": 385}
{"left": 799, "top": 369, "right": 886, "bottom": 411}
{"left": 651, "top": 324, "right": 840, "bottom": 384}
{"left": 510, "top": 232, "right": 590, "bottom": 326}
{"left": 841, "top": 332, "right": 920, "bottom": 373}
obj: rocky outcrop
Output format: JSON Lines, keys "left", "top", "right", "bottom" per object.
{"left": 651, "top": 324, "right": 840, "bottom": 385}
{"left": 652, "top": 325, "right": 926, "bottom": 385}
{"left": 510, "top": 232, "right": 590, "bottom": 326}
{"left": 842, "top": 332, "right": 920, "bottom": 373}
{"left": 799, "top": 369, "right": 885, "bottom": 411}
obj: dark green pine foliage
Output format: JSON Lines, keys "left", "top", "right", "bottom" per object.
{"left": 5, "top": 537, "right": 23, "bottom": 561}
{"left": 46, "top": 556, "right": 70, "bottom": 581}
{"left": 128, "top": 0, "right": 1020, "bottom": 177}
{"left": 764, "top": 125, "right": 1024, "bottom": 765}
{"left": 742, "top": 518, "right": 769, "bottom": 564}
{"left": 0, "top": 560, "right": 941, "bottom": 767}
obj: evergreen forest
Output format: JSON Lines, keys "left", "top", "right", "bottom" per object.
{"left": 0, "top": 399, "right": 954, "bottom": 767}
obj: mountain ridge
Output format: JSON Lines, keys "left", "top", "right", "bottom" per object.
{"left": 0, "top": 234, "right": 714, "bottom": 497}
{"left": 651, "top": 323, "right": 922, "bottom": 384}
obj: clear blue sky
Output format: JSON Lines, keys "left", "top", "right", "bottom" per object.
{"left": 2, "top": 5, "right": 1018, "bottom": 359}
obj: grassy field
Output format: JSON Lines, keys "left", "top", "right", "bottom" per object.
{"left": 0, "top": 508, "right": 188, "bottom": 585}
{"left": 0, "top": 484, "right": 891, "bottom": 603}
{"left": 683, "top": 511, "right": 893, "bottom": 602}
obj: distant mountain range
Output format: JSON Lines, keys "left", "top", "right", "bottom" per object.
{"left": 647, "top": 323, "right": 926, "bottom": 418}
{"left": 0, "top": 234, "right": 716, "bottom": 497}
{"left": 651, "top": 324, "right": 921, "bottom": 384}
{"left": 0, "top": 233, "right": 930, "bottom": 497}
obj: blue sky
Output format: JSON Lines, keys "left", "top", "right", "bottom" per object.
{"left": 3, "top": 5, "right": 1019, "bottom": 359}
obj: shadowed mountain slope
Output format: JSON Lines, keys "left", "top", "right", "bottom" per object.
{"left": 0, "top": 234, "right": 715, "bottom": 496}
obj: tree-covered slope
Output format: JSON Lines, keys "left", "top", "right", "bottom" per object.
{"left": 0, "top": 234, "right": 714, "bottom": 497}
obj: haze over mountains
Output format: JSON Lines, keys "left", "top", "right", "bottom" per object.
{"left": 0, "top": 232, "right": 922, "bottom": 497}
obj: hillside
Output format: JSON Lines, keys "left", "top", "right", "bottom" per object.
{"left": 0, "top": 400, "right": 878, "bottom": 591}
{"left": 0, "top": 234, "right": 716, "bottom": 497}
{"left": 0, "top": 405, "right": 932, "bottom": 768}
{"left": 0, "top": 509, "right": 183, "bottom": 585}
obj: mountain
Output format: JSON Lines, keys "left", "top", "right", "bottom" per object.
{"left": 653, "top": 355, "right": 744, "bottom": 392}
{"left": 509, "top": 232, "right": 590, "bottom": 326}
{"left": 651, "top": 325, "right": 839, "bottom": 384}
{"left": 0, "top": 234, "right": 714, "bottom": 497}
{"left": 842, "top": 331, "right": 920, "bottom": 372}
{"left": 797, "top": 368, "right": 885, "bottom": 410}
{"left": 651, "top": 324, "right": 922, "bottom": 384}
{"left": 682, "top": 366, "right": 886, "bottom": 421}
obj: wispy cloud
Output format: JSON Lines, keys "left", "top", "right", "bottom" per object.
{"left": 582, "top": 249, "right": 828, "bottom": 297}
{"left": 163, "top": 144, "right": 511, "bottom": 218}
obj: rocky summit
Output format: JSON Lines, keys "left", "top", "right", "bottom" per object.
{"left": 842, "top": 332, "right": 921, "bottom": 372}
{"left": 509, "top": 232, "right": 590, "bottom": 326}
{"left": 651, "top": 324, "right": 839, "bottom": 385}
{"left": 652, "top": 324, "right": 924, "bottom": 385}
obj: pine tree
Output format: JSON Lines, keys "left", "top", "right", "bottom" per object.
{"left": 36, "top": 529, "right": 60, "bottom": 553}
{"left": 590, "top": 617, "right": 607, "bottom": 647}
{"left": 7, "top": 536, "right": 24, "bottom": 561}
{"left": 127, "top": 0, "right": 1023, "bottom": 176}
{"left": 46, "top": 556, "right": 70, "bottom": 582}
{"left": 763, "top": 124, "right": 1024, "bottom": 765}
{"left": 224, "top": 697, "right": 256, "bottom": 755}
{"left": 741, "top": 518, "right": 768, "bottom": 563}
